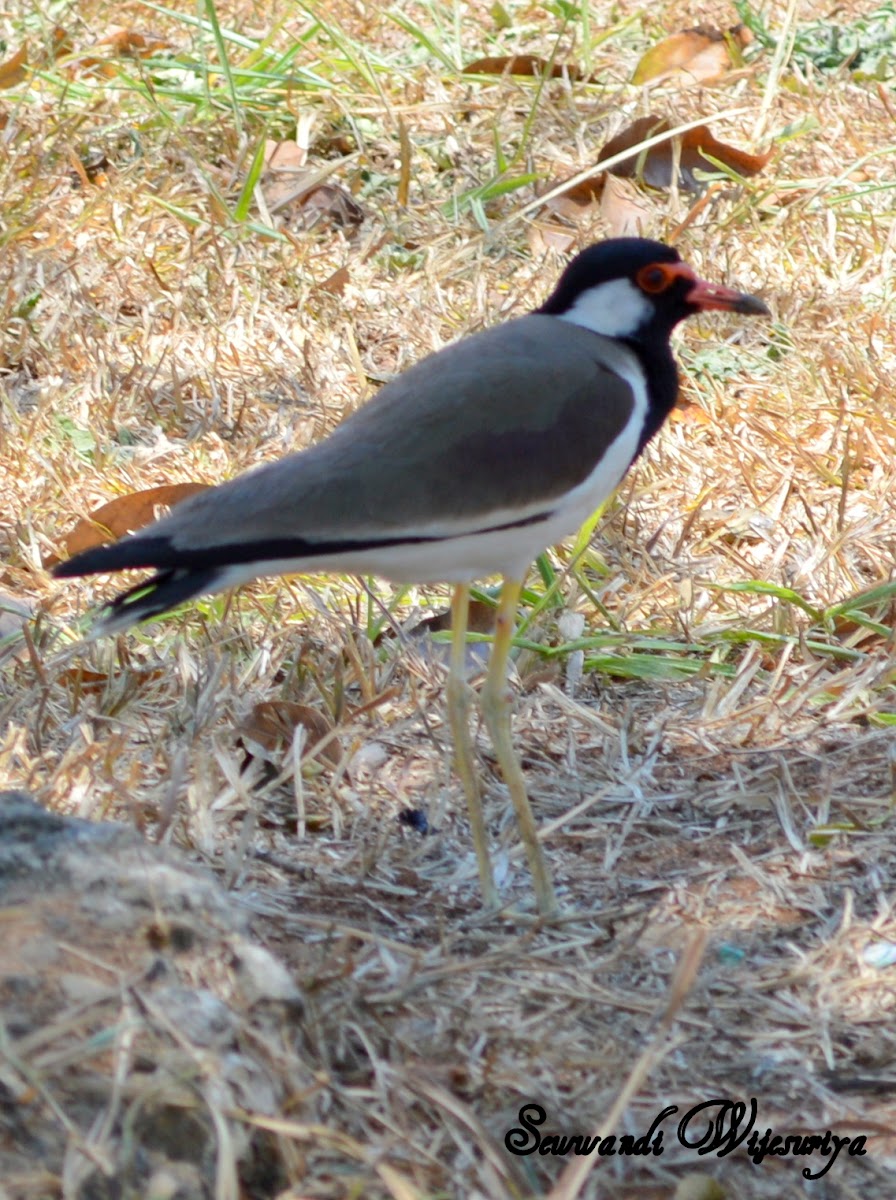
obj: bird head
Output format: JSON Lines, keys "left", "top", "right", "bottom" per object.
{"left": 538, "top": 237, "right": 769, "bottom": 340}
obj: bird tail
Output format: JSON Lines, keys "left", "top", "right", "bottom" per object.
{"left": 87, "top": 567, "right": 225, "bottom": 636}
{"left": 52, "top": 538, "right": 228, "bottom": 637}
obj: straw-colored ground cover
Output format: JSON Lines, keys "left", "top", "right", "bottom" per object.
{"left": 1, "top": 1, "right": 895, "bottom": 1196}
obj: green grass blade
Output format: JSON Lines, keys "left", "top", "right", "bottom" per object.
{"left": 138, "top": 0, "right": 261, "bottom": 49}
{"left": 233, "top": 135, "right": 269, "bottom": 222}
{"left": 714, "top": 579, "right": 822, "bottom": 620}
{"left": 387, "top": 9, "right": 459, "bottom": 70}
{"left": 825, "top": 579, "right": 896, "bottom": 620}
{"left": 202, "top": 0, "right": 242, "bottom": 128}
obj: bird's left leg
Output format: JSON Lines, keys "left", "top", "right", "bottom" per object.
{"left": 480, "top": 576, "right": 558, "bottom": 917}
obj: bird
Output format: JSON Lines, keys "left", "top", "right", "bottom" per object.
{"left": 54, "top": 237, "right": 769, "bottom": 916}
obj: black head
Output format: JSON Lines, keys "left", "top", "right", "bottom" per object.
{"left": 538, "top": 237, "right": 769, "bottom": 341}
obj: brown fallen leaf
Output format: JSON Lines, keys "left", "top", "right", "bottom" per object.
{"left": 415, "top": 598, "right": 495, "bottom": 636}
{"left": 47, "top": 482, "right": 210, "bottom": 567}
{"left": 599, "top": 173, "right": 655, "bottom": 236}
{"left": 543, "top": 109, "right": 764, "bottom": 227}
{"left": 545, "top": 172, "right": 605, "bottom": 213}
{"left": 261, "top": 139, "right": 310, "bottom": 211}
{"left": 831, "top": 615, "right": 889, "bottom": 651}
{"left": 540, "top": 170, "right": 658, "bottom": 235}
{"left": 48, "top": 26, "right": 73, "bottom": 61}
{"left": 527, "top": 221, "right": 578, "bottom": 255}
{"left": 67, "top": 27, "right": 171, "bottom": 77}
{"left": 463, "top": 54, "right": 585, "bottom": 80}
{"left": 0, "top": 46, "right": 27, "bottom": 89}
{"left": 261, "top": 141, "right": 364, "bottom": 229}
{"left": 97, "top": 27, "right": 172, "bottom": 58}
{"left": 598, "top": 114, "right": 771, "bottom": 192}
{"left": 518, "top": 663, "right": 562, "bottom": 693}
{"left": 669, "top": 399, "right": 712, "bottom": 426}
{"left": 56, "top": 665, "right": 165, "bottom": 696}
{"left": 69, "top": 147, "right": 111, "bottom": 190}
{"left": 237, "top": 700, "right": 342, "bottom": 767}
{"left": 633, "top": 25, "right": 752, "bottom": 86}
{"left": 292, "top": 183, "right": 364, "bottom": 230}
{"left": 316, "top": 264, "right": 351, "bottom": 295}
{"left": 264, "top": 138, "right": 306, "bottom": 172}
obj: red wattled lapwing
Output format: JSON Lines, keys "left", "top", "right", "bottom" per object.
{"left": 54, "top": 238, "right": 769, "bottom": 916}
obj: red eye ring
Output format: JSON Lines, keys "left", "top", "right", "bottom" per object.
{"left": 637, "top": 264, "right": 670, "bottom": 293}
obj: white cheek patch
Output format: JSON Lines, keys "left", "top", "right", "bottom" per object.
{"left": 558, "top": 278, "right": 652, "bottom": 337}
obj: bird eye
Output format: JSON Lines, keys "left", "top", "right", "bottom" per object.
{"left": 637, "top": 264, "right": 669, "bottom": 293}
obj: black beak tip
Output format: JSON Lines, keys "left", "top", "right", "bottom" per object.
{"left": 734, "top": 293, "right": 771, "bottom": 317}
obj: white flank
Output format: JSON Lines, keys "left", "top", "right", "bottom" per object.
{"left": 559, "top": 278, "right": 652, "bottom": 338}
{"left": 192, "top": 350, "right": 651, "bottom": 588}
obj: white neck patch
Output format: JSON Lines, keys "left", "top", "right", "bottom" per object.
{"left": 558, "top": 277, "right": 652, "bottom": 338}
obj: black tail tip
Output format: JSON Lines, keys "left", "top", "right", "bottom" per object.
{"left": 89, "top": 565, "right": 223, "bottom": 636}
{"left": 52, "top": 535, "right": 178, "bottom": 579}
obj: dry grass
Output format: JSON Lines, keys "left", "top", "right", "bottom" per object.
{"left": 1, "top": 0, "right": 896, "bottom": 1196}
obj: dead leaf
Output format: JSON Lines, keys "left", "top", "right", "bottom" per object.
{"left": 527, "top": 222, "right": 578, "bottom": 255}
{"left": 633, "top": 25, "right": 752, "bottom": 86}
{"left": 519, "top": 663, "right": 561, "bottom": 693}
{"left": 317, "top": 265, "right": 351, "bottom": 295}
{"left": 542, "top": 110, "right": 765, "bottom": 228}
{"left": 415, "top": 599, "right": 495, "bottom": 636}
{"left": 260, "top": 142, "right": 364, "bottom": 229}
{"left": 598, "top": 114, "right": 772, "bottom": 192}
{"left": 831, "top": 615, "right": 888, "bottom": 650}
{"left": 97, "top": 28, "right": 171, "bottom": 58}
{"left": 49, "top": 26, "right": 73, "bottom": 61}
{"left": 316, "top": 131, "right": 354, "bottom": 156}
{"left": 238, "top": 701, "right": 342, "bottom": 766}
{"left": 538, "top": 171, "right": 651, "bottom": 234}
{"left": 58, "top": 667, "right": 114, "bottom": 695}
{"left": 544, "top": 178, "right": 601, "bottom": 221}
{"left": 0, "top": 46, "right": 27, "bottom": 89}
{"left": 407, "top": 599, "right": 496, "bottom": 674}
{"left": 463, "top": 54, "right": 585, "bottom": 80}
{"left": 48, "top": 482, "right": 210, "bottom": 566}
{"left": 292, "top": 183, "right": 364, "bottom": 230}
{"left": 56, "top": 665, "right": 164, "bottom": 696}
{"left": 264, "top": 138, "right": 306, "bottom": 171}
{"left": 69, "top": 147, "right": 111, "bottom": 189}
{"left": 599, "top": 173, "right": 655, "bottom": 236}
{"left": 669, "top": 400, "right": 712, "bottom": 426}
{"left": 68, "top": 27, "right": 171, "bottom": 77}
{"left": 262, "top": 140, "right": 314, "bottom": 211}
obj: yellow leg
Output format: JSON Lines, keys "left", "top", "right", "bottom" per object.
{"left": 480, "top": 577, "right": 558, "bottom": 917}
{"left": 447, "top": 583, "right": 499, "bottom": 909}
